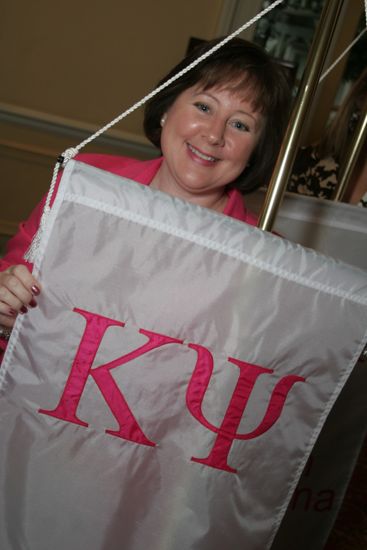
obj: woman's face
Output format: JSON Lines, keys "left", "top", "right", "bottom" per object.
{"left": 154, "top": 83, "right": 264, "bottom": 208}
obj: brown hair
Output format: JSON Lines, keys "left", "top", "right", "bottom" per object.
{"left": 144, "top": 37, "right": 291, "bottom": 193}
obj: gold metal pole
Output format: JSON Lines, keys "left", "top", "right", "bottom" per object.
{"left": 333, "top": 104, "right": 367, "bottom": 202}
{"left": 257, "top": 0, "right": 344, "bottom": 232}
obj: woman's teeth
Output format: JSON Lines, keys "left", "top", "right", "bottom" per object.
{"left": 188, "top": 144, "right": 217, "bottom": 162}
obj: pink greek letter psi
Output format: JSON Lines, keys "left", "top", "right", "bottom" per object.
{"left": 186, "top": 343, "right": 306, "bottom": 473}
{"left": 39, "top": 308, "right": 182, "bottom": 446}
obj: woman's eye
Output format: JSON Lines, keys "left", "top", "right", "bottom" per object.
{"left": 194, "top": 102, "right": 210, "bottom": 113}
{"left": 231, "top": 120, "right": 250, "bottom": 132}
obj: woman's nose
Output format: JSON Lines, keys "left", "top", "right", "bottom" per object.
{"left": 206, "top": 118, "right": 226, "bottom": 146}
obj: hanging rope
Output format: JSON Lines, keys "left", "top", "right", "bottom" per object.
{"left": 64, "top": 0, "right": 284, "bottom": 159}
{"left": 24, "top": 0, "right": 367, "bottom": 263}
{"left": 24, "top": 0, "right": 285, "bottom": 262}
{"left": 319, "top": 0, "right": 367, "bottom": 82}
{"left": 320, "top": 27, "right": 367, "bottom": 82}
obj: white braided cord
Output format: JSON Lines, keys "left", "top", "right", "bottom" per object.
{"left": 24, "top": 0, "right": 285, "bottom": 262}
{"left": 319, "top": 0, "right": 366, "bottom": 82}
{"left": 24, "top": 0, "right": 366, "bottom": 263}
{"left": 73, "top": 0, "right": 284, "bottom": 154}
{"left": 48, "top": 0, "right": 366, "bottom": 185}
{"left": 320, "top": 27, "right": 367, "bottom": 83}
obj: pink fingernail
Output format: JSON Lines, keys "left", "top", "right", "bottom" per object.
{"left": 20, "top": 306, "right": 28, "bottom": 314}
{"left": 31, "top": 285, "right": 41, "bottom": 296}
{"left": 9, "top": 308, "right": 17, "bottom": 317}
{"left": 29, "top": 299, "right": 37, "bottom": 308}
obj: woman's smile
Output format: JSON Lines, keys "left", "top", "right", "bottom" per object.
{"left": 187, "top": 143, "right": 219, "bottom": 164}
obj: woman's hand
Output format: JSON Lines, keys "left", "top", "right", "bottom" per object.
{"left": 0, "top": 265, "right": 41, "bottom": 329}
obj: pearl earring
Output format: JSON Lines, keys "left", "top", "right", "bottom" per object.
{"left": 160, "top": 115, "right": 167, "bottom": 127}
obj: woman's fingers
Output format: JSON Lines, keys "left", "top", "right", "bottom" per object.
{"left": 0, "top": 284, "right": 25, "bottom": 312}
{"left": 7, "top": 265, "right": 41, "bottom": 297}
{"left": 0, "top": 265, "right": 41, "bottom": 318}
{"left": 0, "top": 273, "right": 32, "bottom": 306}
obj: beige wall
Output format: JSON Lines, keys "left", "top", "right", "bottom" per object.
{"left": 1, "top": 0, "right": 226, "bottom": 135}
{"left": 0, "top": 0, "right": 227, "bottom": 234}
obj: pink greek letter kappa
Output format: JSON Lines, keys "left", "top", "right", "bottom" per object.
{"left": 39, "top": 308, "right": 182, "bottom": 446}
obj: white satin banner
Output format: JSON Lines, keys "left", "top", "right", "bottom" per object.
{"left": 0, "top": 160, "right": 366, "bottom": 550}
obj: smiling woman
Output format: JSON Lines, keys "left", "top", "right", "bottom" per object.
{"left": 145, "top": 37, "right": 291, "bottom": 196}
{"left": 0, "top": 37, "right": 291, "bottom": 342}
{"left": 151, "top": 86, "right": 263, "bottom": 211}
